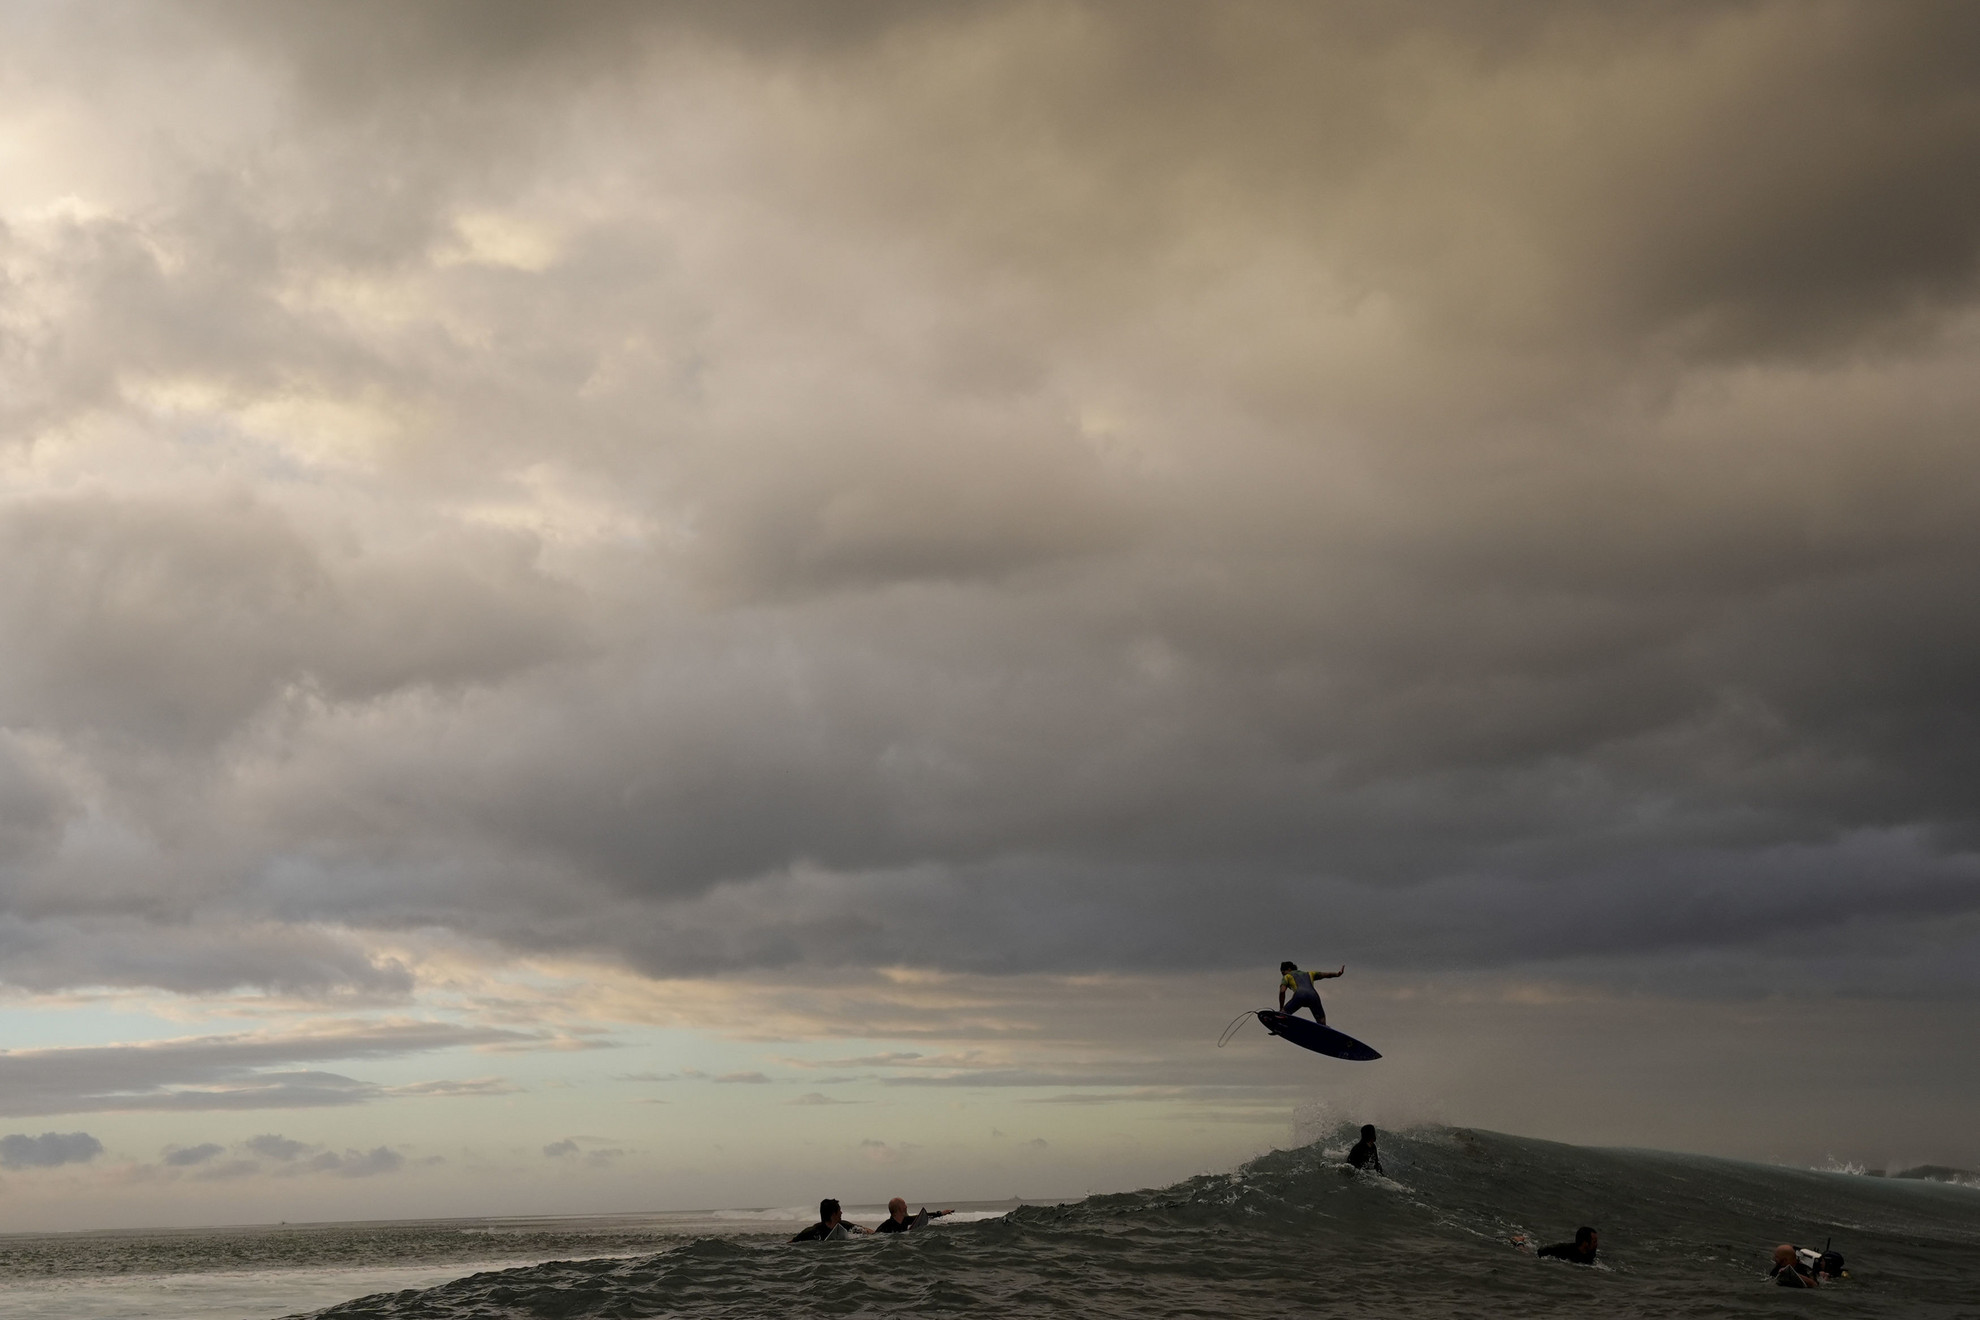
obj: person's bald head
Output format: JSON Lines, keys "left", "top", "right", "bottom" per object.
{"left": 1774, "top": 1244, "right": 1796, "bottom": 1266}
{"left": 888, "top": 1197, "right": 908, "bottom": 1220}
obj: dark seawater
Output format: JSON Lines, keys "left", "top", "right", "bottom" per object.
{"left": 291, "top": 1125, "right": 1980, "bottom": 1320}
{"left": 0, "top": 1218, "right": 692, "bottom": 1280}
{"left": 0, "top": 1214, "right": 737, "bottom": 1320}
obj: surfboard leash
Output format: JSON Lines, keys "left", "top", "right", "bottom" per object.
{"left": 1216, "top": 1010, "right": 1261, "bottom": 1048}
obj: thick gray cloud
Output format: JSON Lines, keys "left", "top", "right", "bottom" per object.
{"left": 161, "top": 1141, "right": 225, "bottom": 1167}
{"left": 0, "top": 1022, "right": 530, "bottom": 1116}
{"left": 306, "top": 1145, "right": 404, "bottom": 1178}
{"left": 0, "top": 1130, "right": 103, "bottom": 1169}
{"left": 0, "top": 496, "right": 585, "bottom": 751}
{"left": 143, "top": 1132, "right": 419, "bottom": 1180}
{"left": 0, "top": 1, "right": 1976, "bottom": 1003}
{"left": 246, "top": 1133, "right": 310, "bottom": 1161}
{"left": 0, "top": 917, "right": 414, "bottom": 998}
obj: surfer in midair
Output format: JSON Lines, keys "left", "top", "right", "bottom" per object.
{"left": 1278, "top": 961, "right": 1345, "bottom": 1024}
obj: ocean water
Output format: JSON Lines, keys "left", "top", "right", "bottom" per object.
{"left": 0, "top": 1206, "right": 1013, "bottom": 1320}
{"left": 4, "top": 1126, "right": 1977, "bottom": 1319}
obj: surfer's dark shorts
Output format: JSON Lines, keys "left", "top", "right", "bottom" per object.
{"left": 1285, "top": 990, "right": 1324, "bottom": 1019}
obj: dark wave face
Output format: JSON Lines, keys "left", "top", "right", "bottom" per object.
{"left": 293, "top": 1126, "right": 1980, "bottom": 1319}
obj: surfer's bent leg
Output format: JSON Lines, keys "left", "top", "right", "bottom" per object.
{"left": 1285, "top": 990, "right": 1325, "bottom": 1023}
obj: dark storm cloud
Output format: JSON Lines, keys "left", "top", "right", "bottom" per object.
{"left": 0, "top": 495, "right": 587, "bottom": 750}
{"left": 0, "top": 1, "right": 1977, "bottom": 1000}
{"left": 163, "top": 2, "right": 1980, "bottom": 363}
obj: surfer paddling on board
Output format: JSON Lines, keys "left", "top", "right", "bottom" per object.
{"left": 1278, "top": 962, "right": 1344, "bottom": 1024}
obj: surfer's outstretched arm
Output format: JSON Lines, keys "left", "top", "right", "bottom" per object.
{"left": 1318, "top": 965, "right": 1346, "bottom": 979}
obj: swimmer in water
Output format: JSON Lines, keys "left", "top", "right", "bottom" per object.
{"left": 791, "top": 1198, "right": 869, "bottom": 1242}
{"left": 1535, "top": 1227, "right": 1599, "bottom": 1265}
{"left": 874, "top": 1198, "right": 953, "bottom": 1233}
{"left": 1346, "top": 1124, "right": 1383, "bottom": 1174}
{"left": 1769, "top": 1243, "right": 1819, "bottom": 1286}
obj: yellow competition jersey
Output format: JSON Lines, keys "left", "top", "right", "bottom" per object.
{"left": 1282, "top": 969, "right": 1316, "bottom": 995}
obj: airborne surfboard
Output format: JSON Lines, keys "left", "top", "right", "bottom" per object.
{"left": 1256, "top": 1010, "right": 1382, "bottom": 1061}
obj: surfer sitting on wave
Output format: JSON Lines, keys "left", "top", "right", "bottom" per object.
{"left": 874, "top": 1198, "right": 953, "bottom": 1233}
{"left": 1278, "top": 962, "right": 1344, "bottom": 1024}
{"left": 1347, "top": 1124, "right": 1383, "bottom": 1174}
{"left": 791, "top": 1198, "right": 870, "bottom": 1241}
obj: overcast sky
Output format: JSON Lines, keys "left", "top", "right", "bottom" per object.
{"left": 2, "top": 0, "right": 1978, "bottom": 1229}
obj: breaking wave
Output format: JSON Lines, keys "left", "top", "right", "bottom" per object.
{"left": 293, "top": 1125, "right": 1980, "bottom": 1319}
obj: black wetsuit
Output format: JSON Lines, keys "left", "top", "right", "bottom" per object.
{"left": 1537, "top": 1242, "right": 1597, "bottom": 1265}
{"left": 1770, "top": 1262, "right": 1817, "bottom": 1287}
{"left": 791, "top": 1221, "right": 851, "bottom": 1242}
{"left": 875, "top": 1210, "right": 944, "bottom": 1234}
{"left": 1347, "top": 1139, "right": 1383, "bottom": 1174}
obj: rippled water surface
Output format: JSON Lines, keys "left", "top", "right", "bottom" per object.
{"left": 5, "top": 1127, "right": 1977, "bottom": 1319}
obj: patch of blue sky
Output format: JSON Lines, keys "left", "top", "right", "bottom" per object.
{"left": 0, "top": 1000, "right": 211, "bottom": 1049}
